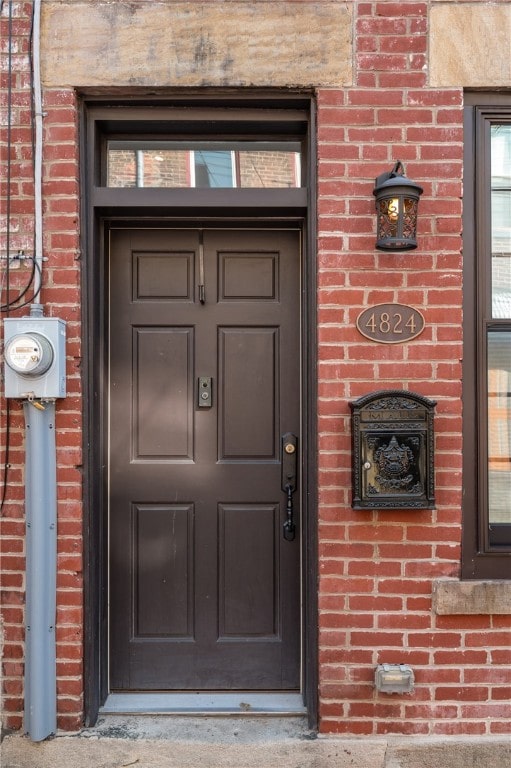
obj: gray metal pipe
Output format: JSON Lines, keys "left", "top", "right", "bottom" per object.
{"left": 23, "top": 400, "right": 57, "bottom": 741}
{"left": 32, "top": 0, "right": 44, "bottom": 298}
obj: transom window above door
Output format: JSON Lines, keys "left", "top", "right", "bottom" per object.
{"left": 107, "top": 141, "right": 302, "bottom": 189}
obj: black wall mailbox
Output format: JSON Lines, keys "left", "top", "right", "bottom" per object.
{"left": 350, "top": 390, "right": 436, "bottom": 509}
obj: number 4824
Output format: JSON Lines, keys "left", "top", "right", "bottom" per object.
{"left": 356, "top": 304, "right": 425, "bottom": 344}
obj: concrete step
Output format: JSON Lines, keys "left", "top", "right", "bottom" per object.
{"left": 2, "top": 716, "right": 510, "bottom": 768}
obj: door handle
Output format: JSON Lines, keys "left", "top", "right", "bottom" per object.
{"left": 281, "top": 433, "right": 297, "bottom": 541}
{"left": 198, "top": 238, "right": 206, "bottom": 304}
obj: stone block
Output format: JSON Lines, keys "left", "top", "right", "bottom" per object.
{"left": 430, "top": 4, "right": 511, "bottom": 87}
{"left": 433, "top": 579, "right": 511, "bottom": 615}
{"left": 40, "top": 1, "right": 352, "bottom": 88}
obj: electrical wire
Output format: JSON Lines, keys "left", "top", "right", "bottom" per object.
{"left": 0, "top": 0, "right": 37, "bottom": 514}
{"left": 29, "top": 2, "right": 36, "bottom": 172}
{"left": 3, "top": 0, "right": 12, "bottom": 314}
{"left": 0, "top": 256, "right": 40, "bottom": 312}
{"left": 0, "top": 0, "right": 39, "bottom": 314}
{"left": 0, "top": 0, "right": 14, "bottom": 515}
{"left": 0, "top": 260, "right": 39, "bottom": 311}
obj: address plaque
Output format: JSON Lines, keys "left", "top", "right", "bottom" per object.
{"left": 356, "top": 303, "right": 425, "bottom": 344}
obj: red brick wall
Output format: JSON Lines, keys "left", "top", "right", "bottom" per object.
{"left": 1, "top": 0, "right": 38, "bottom": 730}
{"left": 1, "top": 0, "right": 510, "bottom": 736}
{"left": 42, "top": 87, "right": 83, "bottom": 731}
{"left": 1, "top": 2, "right": 82, "bottom": 731}
{"left": 316, "top": 1, "right": 510, "bottom": 736}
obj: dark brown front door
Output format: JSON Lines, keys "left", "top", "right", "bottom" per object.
{"left": 108, "top": 227, "right": 301, "bottom": 690}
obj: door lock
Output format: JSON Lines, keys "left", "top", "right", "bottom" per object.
{"left": 281, "top": 432, "right": 298, "bottom": 541}
{"left": 198, "top": 376, "right": 212, "bottom": 408}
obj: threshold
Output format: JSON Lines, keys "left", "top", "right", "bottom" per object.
{"left": 101, "top": 692, "right": 306, "bottom": 716}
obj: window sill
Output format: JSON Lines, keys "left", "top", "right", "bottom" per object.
{"left": 433, "top": 578, "right": 511, "bottom": 615}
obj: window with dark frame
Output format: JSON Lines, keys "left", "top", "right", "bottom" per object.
{"left": 463, "top": 94, "right": 511, "bottom": 578}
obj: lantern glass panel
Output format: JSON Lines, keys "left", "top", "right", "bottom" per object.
{"left": 388, "top": 198, "right": 400, "bottom": 221}
{"left": 402, "top": 197, "right": 419, "bottom": 241}
{"left": 377, "top": 195, "right": 419, "bottom": 250}
{"left": 377, "top": 198, "right": 399, "bottom": 241}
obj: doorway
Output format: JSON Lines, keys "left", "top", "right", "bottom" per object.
{"left": 108, "top": 225, "right": 301, "bottom": 691}
{"left": 81, "top": 96, "right": 317, "bottom": 725}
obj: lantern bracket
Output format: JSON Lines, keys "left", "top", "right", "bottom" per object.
{"left": 375, "top": 161, "right": 405, "bottom": 188}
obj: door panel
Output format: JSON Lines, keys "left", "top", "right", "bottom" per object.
{"left": 219, "top": 252, "right": 278, "bottom": 300}
{"left": 133, "top": 503, "right": 194, "bottom": 638}
{"left": 135, "top": 327, "right": 194, "bottom": 459}
{"left": 109, "top": 227, "right": 300, "bottom": 690}
{"left": 134, "top": 250, "right": 195, "bottom": 301}
{"left": 219, "top": 327, "right": 278, "bottom": 459}
{"left": 218, "top": 503, "right": 279, "bottom": 638}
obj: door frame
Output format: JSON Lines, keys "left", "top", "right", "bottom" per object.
{"left": 79, "top": 92, "right": 318, "bottom": 728}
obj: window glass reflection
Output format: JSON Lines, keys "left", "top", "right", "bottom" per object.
{"left": 487, "top": 331, "right": 511, "bottom": 524}
{"left": 491, "top": 125, "right": 511, "bottom": 318}
{"left": 193, "top": 150, "right": 234, "bottom": 188}
{"left": 107, "top": 143, "right": 301, "bottom": 189}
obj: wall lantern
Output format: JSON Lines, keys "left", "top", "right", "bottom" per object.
{"left": 373, "top": 161, "right": 423, "bottom": 251}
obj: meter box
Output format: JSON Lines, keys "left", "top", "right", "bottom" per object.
{"left": 3, "top": 317, "right": 66, "bottom": 398}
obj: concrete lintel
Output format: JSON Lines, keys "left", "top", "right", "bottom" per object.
{"left": 40, "top": 1, "right": 353, "bottom": 88}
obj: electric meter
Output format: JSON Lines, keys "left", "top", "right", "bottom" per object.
{"left": 5, "top": 332, "right": 54, "bottom": 376}
{"left": 3, "top": 317, "right": 66, "bottom": 398}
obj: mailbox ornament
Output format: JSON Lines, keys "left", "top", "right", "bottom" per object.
{"left": 350, "top": 390, "right": 436, "bottom": 509}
